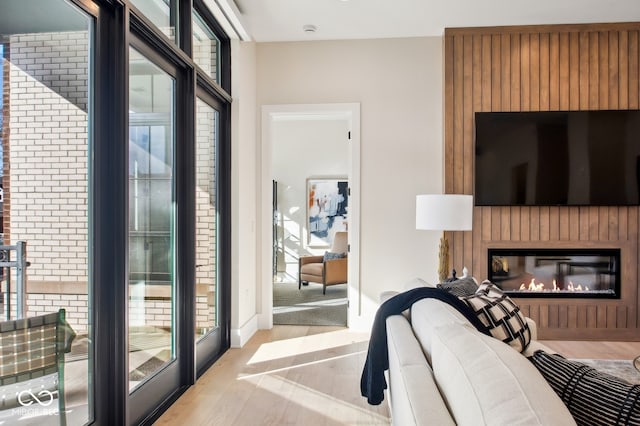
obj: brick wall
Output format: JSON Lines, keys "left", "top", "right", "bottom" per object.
{"left": 195, "top": 100, "right": 217, "bottom": 330}
{"left": 2, "top": 31, "right": 218, "bottom": 334}
{"left": 2, "top": 39, "right": 11, "bottom": 241}
{"left": 193, "top": 33, "right": 219, "bottom": 82}
{"left": 8, "top": 31, "right": 89, "bottom": 285}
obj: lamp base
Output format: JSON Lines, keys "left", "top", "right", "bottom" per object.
{"left": 438, "top": 234, "right": 449, "bottom": 283}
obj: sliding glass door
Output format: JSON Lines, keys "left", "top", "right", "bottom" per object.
{"left": 1, "top": 0, "right": 232, "bottom": 423}
{"left": 0, "top": 1, "right": 94, "bottom": 424}
{"left": 127, "top": 45, "right": 180, "bottom": 423}
{"left": 194, "top": 94, "right": 225, "bottom": 372}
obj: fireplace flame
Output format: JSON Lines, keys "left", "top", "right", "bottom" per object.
{"left": 518, "top": 278, "right": 590, "bottom": 292}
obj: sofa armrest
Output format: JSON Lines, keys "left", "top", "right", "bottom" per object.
{"left": 380, "top": 291, "right": 399, "bottom": 304}
{"left": 299, "top": 255, "right": 324, "bottom": 266}
{"left": 324, "top": 257, "right": 347, "bottom": 284}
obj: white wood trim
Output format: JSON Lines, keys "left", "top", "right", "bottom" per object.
{"left": 230, "top": 314, "right": 259, "bottom": 348}
{"left": 260, "top": 103, "right": 361, "bottom": 330}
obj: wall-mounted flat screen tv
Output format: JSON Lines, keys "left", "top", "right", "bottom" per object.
{"left": 474, "top": 110, "right": 640, "bottom": 206}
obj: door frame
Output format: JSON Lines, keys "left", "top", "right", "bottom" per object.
{"left": 259, "top": 103, "right": 363, "bottom": 330}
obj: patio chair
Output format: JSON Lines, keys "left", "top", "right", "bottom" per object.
{"left": 0, "top": 309, "right": 76, "bottom": 424}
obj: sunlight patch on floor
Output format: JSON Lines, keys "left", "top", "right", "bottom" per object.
{"left": 243, "top": 374, "right": 388, "bottom": 424}
{"left": 272, "top": 306, "right": 317, "bottom": 314}
{"left": 239, "top": 350, "right": 366, "bottom": 380}
{"left": 247, "top": 329, "right": 370, "bottom": 365}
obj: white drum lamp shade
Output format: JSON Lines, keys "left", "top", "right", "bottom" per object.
{"left": 416, "top": 194, "right": 473, "bottom": 282}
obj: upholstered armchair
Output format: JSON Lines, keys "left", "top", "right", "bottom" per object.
{"left": 298, "top": 231, "right": 348, "bottom": 295}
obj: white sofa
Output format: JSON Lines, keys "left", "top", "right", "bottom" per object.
{"left": 384, "top": 294, "right": 577, "bottom": 425}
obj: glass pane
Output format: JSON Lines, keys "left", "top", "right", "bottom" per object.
{"left": 130, "top": 0, "right": 177, "bottom": 43}
{"left": 192, "top": 11, "right": 221, "bottom": 83}
{"left": 0, "top": 0, "right": 93, "bottom": 424}
{"left": 195, "top": 98, "right": 218, "bottom": 340}
{"left": 128, "top": 47, "right": 175, "bottom": 390}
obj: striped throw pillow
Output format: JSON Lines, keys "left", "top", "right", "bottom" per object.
{"left": 462, "top": 281, "right": 531, "bottom": 352}
{"left": 528, "top": 350, "right": 640, "bottom": 426}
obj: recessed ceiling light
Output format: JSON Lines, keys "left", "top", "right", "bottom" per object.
{"left": 303, "top": 24, "right": 317, "bottom": 33}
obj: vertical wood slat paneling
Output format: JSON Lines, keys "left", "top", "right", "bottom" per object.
{"left": 619, "top": 31, "right": 629, "bottom": 109}
{"left": 630, "top": 31, "right": 639, "bottom": 109}
{"left": 452, "top": 35, "right": 465, "bottom": 271}
{"left": 549, "top": 33, "right": 560, "bottom": 110}
{"left": 569, "top": 32, "right": 580, "bottom": 110}
{"left": 444, "top": 36, "right": 454, "bottom": 193}
{"left": 609, "top": 32, "right": 619, "bottom": 109}
{"left": 540, "top": 33, "right": 551, "bottom": 110}
{"left": 559, "top": 32, "right": 570, "bottom": 109}
{"left": 600, "top": 32, "right": 609, "bottom": 110}
{"left": 530, "top": 34, "right": 540, "bottom": 111}
{"left": 579, "top": 32, "right": 590, "bottom": 109}
{"left": 589, "top": 32, "right": 600, "bottom": 109}
{"left": 445, "top": 23, "right": 640, "bottom": 340}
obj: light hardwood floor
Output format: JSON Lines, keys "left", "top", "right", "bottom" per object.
{"left": 540, "top": 340, "right": 640, "bottom": 360}
{"left": 155, "top": 326, "right": 640, "bottom": 426}
{"left": 155, "top": 326, "right": 390, "bottom": 426}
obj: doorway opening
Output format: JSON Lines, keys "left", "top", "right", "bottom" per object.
{"left": 260, "top": 104, "right": 360, "bottom": 330}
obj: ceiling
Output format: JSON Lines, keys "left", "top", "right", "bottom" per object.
{"left": 232, "top": 0, "right": 640, "bottom": 42}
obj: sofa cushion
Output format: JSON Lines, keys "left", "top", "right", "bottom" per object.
{"left": 437, "top": 276, "right": 479, "bottom": 297}
{"left": 300, "top": 263, "right": 323, "bottom": 275}
{"left": 410, "top": 298, "right": 478, "bottom": 364}
{"left": 430, "top": 323, "right": 576, "bottom": 426}
{"left": 462, "top": 281, "right": 531, "bottom": 352}
{"left": 528, "top": 350, "right": 640, "bottom": 426}
{"left": 386, "top": 315, "right": 455, "bottom": 426}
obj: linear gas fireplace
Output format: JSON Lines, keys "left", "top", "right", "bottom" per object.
{"left": 488, "top": 248, "right": 620, "bottom": 299}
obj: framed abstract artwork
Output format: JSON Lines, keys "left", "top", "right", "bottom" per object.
{"left": 306, "top": 178, "right": 349, "bottom": 247}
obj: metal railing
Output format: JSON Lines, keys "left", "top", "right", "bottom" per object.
{"left": 0, "top": 241, "right": 28, "bottom": 321}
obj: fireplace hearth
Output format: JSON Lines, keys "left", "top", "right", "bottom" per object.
{"left": 488, "top": 248, "right": 620, "bottom": 299}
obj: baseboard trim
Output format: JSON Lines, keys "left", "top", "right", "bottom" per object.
{"left": 230, "top": 315, "right": 259, "bottom": 348}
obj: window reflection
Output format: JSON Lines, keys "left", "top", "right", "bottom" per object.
{"left": 193, "top": 11, "right": 221, "bottom": 83}
{"left": 130, "top": 0, "right": 178, "bottom": 43}
{"left": 195, "top": 99, "right": 218, "bottom": 340}
{"left": 128, "top": 47, "right": 175, "bottom": 390}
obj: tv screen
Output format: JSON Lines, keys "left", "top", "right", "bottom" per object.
{"left": 474, "top": 110, "right": 640, "bottom": 206}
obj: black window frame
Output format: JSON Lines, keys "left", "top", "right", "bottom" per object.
{"left": 87, "top": 0, "right": 232, "bottom": 424}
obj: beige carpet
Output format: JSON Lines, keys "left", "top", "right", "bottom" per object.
{"left": 571, "top": 358, "right": 640, "bottom": 384}
{"left": 273, "top": 281, "right": 347, "bottom": 326}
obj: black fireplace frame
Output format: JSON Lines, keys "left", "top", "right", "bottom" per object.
{"left": 487, "top": 248, "right": 621, "bottom": 299}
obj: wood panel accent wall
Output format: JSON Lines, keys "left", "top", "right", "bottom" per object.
{"left": 444, "top": 23, "right": 640, "bottom": 340}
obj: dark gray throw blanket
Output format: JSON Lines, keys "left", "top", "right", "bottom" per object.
{"left": 359, "top": 287, "right": 490, "bottom": 405}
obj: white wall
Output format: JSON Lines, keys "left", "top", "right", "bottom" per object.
{"left": 272, "top": 118, "right": 349, "bottom": 281}
{"left": 230, "top": 39, "right": 259, "bottom": 346}
{"left": 255, "top": 37, "right": 445, "bottom": 329}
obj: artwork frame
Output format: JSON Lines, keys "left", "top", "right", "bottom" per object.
{"left": 306, "top": 177, "right": 349, "bottom": 247}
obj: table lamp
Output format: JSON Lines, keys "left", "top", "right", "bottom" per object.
{"left": 416, "top": 194, "right": 473, "bottom": 283}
